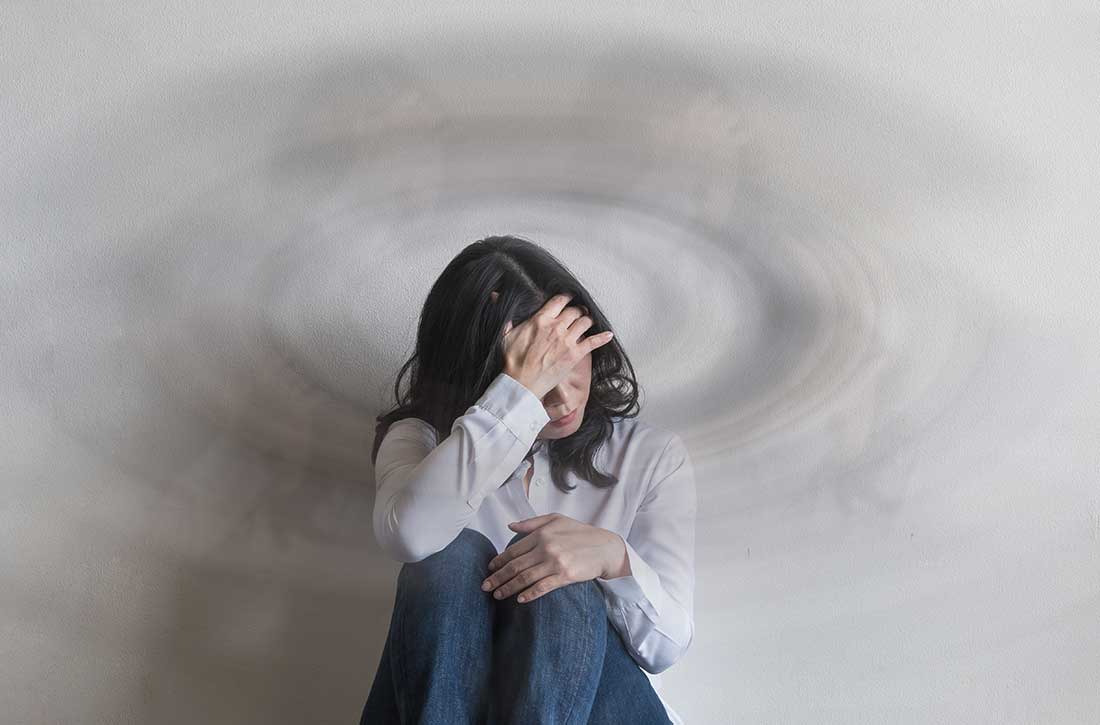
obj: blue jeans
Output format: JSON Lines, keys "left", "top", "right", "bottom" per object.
{"left": 359, "top": 527, "right": 673, "bottom": 724}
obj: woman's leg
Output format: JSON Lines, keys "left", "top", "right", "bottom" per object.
{"left": 360, "top": 527, "right": 498, "bottom": 725}
{"left": 585, "top": 617, "right": 673, "bottom": 724}
{"left": 486, "top": 529, "right": 674, "bottom": 725}
{"left": 487, "top": 530, "right": 606, "bottom": 725}
{"left": 360, "top": 634, "right": 399, "bottom": 724}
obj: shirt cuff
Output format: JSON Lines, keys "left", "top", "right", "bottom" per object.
{"left": 595, "top": 537, "right": 668, "bottom": 622}
{"left": 476, "top": 372, "right": 551, "bottom": 442}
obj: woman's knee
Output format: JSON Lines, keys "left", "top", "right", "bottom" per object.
{"left": 448, "top": 526, "right": 497, "bottom": 561}
{"left": 398, "top": 528, "right": 497, "bottom": 586}
{"left": 392, "top": 529, "right": 497, "bottom": 639}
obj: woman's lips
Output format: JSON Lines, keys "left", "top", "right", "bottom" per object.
{"left": 549, "top": 408, "right": 579, "bottom": 426}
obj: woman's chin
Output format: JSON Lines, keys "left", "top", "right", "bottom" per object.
{"left": 544, "top": 418, "right": 582, "bottom": 438}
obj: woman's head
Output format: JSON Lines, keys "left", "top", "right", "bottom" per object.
{"left": 373, "top": 234, "right": 641, "bottom": 491}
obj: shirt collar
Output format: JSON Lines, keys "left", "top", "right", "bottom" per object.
{"left": 520, "top": 438, "right": 547, "bottom": 468}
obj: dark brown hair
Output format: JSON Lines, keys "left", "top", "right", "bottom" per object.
{"left": 372, "top": 234, "right": 641, "bottom": 491}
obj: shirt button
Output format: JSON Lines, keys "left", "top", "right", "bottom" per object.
{"left": 535, "top": 478, "right": 543, "bottom": 486}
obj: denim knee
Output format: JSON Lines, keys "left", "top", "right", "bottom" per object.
{"left": 398, "top": 530, "right": 497, "bottom": 602}
{"left": 448, "top": 527, "right": 497, "bottom": 561}
{"left": 402, "top": 527, "right": 497, "bottom": 578}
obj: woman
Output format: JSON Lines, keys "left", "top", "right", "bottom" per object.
{"left": 360, "top": 235, "right": 696, "bottom": 724}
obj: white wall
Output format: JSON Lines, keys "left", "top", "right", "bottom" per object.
{"left": 3, "top": 3, "right": 1097, "bottom": 723}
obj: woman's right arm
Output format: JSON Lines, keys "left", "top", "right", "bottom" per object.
{"left": 372, "top": 371, "right": 551, "bottom": 563}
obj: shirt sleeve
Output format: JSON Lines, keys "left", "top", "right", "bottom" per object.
{"left": 594, "top": 432, "right": 697, "bottom": 674}
{"left": 372, "top": 371, "right": 551, "bottom": 563}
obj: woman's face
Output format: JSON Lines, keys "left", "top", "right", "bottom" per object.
{"left": 536, "top": 351, "right": 592, "bottom": 440}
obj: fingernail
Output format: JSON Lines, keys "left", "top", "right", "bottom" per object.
{"left": 482, "top": 580, "right": 491, "bottom": 591}
{"left": 494, "top": 590, "right": 503, "bottom": 599}
{"left": 517, "top": 595, "right": 527, "bottom": 603}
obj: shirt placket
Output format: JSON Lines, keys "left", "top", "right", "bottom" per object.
{"left": 510, "top": 447, "right": 540, "bottom": 518}
{"left": 528, "top": 450, "right": 543, "bottom": 511}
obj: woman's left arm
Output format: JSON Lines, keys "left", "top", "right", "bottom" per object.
{"left": 595, "top": 433, "right": 697, "bottom": 674}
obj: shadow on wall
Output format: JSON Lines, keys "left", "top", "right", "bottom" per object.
{"left": 122, "top": 544, "right": 395, "bottom": 722}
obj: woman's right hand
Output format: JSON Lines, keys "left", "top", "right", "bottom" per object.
{"left": 500, "top": 293, "right": 614, "bottom": 399}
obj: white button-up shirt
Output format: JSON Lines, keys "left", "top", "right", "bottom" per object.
{"left": 373, "top": 372, "right": 696, "bottom": 724}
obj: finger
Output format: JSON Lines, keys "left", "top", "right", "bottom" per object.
{"left": 516, "top": 574, "right": 570, "bottom": 604}
{"left": 566, "top": 313, "right": 595, "bottom": 341}
{"left": 492, "top": 560, "right": 556, "bottom": 601}
{"left": 539, "top": 293, "right": 573, "bottom": 320}
{"left": 507, "top": 513, "right": 558, "bottom": 533}
{"left": 487, "top": 531, "right": 539, "bottom": 572}
{"left": 483, "top": 548, "right": 539, "bottom": 591}
{"left": 557, "top": 303, "right": 585, "bottom": 327}
{"left": 583, "top": 330, "right": 615, "bottom": 353}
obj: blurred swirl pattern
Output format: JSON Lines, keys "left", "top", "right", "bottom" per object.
{"left": 3, "top": 5, "right": 1098, "bottom": 724}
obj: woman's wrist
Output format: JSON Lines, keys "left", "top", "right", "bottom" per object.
{"left": 601, "top": 531, "right": 631, "bottom": 580}
{"left": 503, "top": 368, "right": 540, "bottom": 398}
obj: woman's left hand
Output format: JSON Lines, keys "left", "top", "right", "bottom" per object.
{"left": 481, "top": 513, "right": 628, "bottom": 604}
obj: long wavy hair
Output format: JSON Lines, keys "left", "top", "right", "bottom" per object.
{"left": 371, "top": 234, "right": 641, "bottom": 492}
